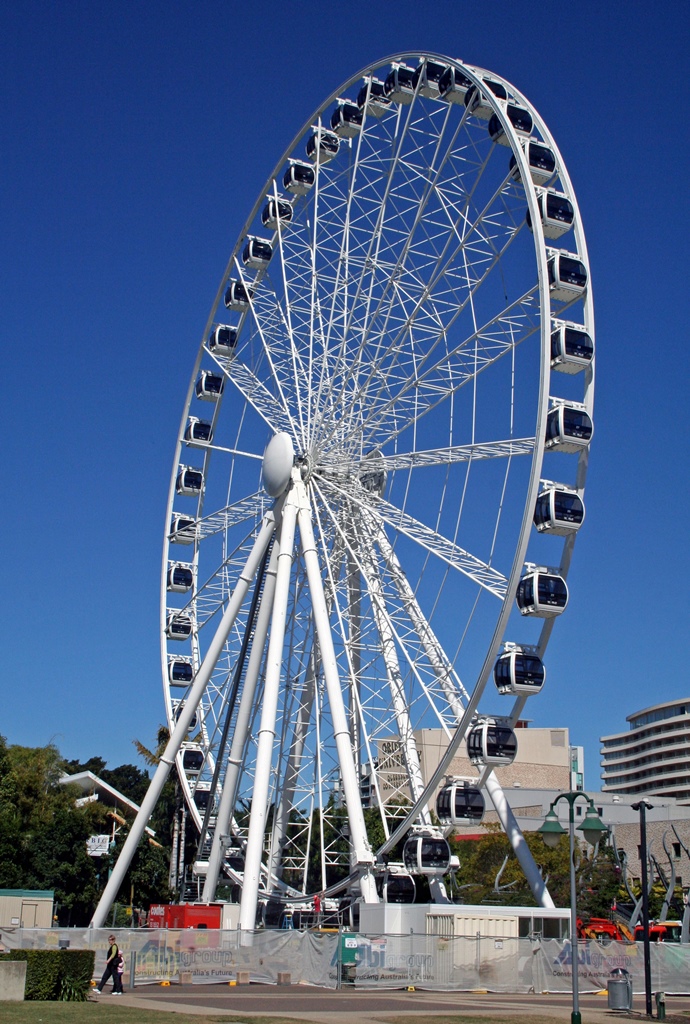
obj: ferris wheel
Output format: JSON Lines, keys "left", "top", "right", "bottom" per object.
{"left": 141, "top": 52, "right": 595, "bottom": 930}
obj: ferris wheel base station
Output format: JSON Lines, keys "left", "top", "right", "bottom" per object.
{"left": 359, "top": 902, "right": 569, "bottom": 938}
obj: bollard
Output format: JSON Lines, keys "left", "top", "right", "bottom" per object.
{"left": 655, "top": 991, "right": 666, "bottom": 1021}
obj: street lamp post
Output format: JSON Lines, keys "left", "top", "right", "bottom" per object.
{"left": 538, "top": 793, "right": 608, "bottom": 1024}
{"left": 632, "top": 799, "right": 653, "bottom": 1016}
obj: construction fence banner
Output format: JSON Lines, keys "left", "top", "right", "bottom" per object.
{"left": 3, "top": 926, "right": 690, "bottom": 993}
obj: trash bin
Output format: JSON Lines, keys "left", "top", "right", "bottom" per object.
{"left": 607, "top": 968, "right": 633, "bottom": 1011}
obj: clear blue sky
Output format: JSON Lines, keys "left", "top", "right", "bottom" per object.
{"left": 3, "top": 2, "right": 689, "bottom": 788}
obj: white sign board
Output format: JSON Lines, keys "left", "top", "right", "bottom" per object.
{"left": 86, "top": 834, "right": 110, "bottom": 857}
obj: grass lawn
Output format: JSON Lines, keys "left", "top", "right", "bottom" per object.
{"left": 0, "top": 1006, "right": 301, "bottom": 1024}
{"left": 0, "top": 1007, "right": 587, "bottom": 1024}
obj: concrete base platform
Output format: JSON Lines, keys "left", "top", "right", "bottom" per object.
{"left": 0, "top": 960, "right": 27, "bottom": 1001}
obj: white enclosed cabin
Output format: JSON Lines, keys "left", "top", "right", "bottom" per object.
{"left": 331, "top": 100, "right": 363, "bottom": 136}
{"left": 383, "top": 63, "right": 416, "bottom": 104}
{"left": 403, "top": 834, "right": 451, "bottom": 875}
{"left": 533, "top": 486, "right": 585, "bottom": 535}
{"left": 550, "top": 322, "right": 594, "bottom": 374}
{"left": 242, "top": 236, "right": 273, "bottom": 269}
{"left": 357, "top": 77, "right": 391, "bottom": 116}
{"left": 306, "top": 127, "right": 340, "bottom": 164}
{"left": 467, "top": 719, "right": 518, "bottom": 766}
{"left": 436, "top": 779, "right": 485, "bottom": 825}
{"left": 193, "top": 782, "right": 211, "bottom": 811}
{"left": 516, "top": 570, "right": 568, "bottom": 617}
{"left": 169, "top": 513, "right": 196, "bottom": 545}
{"left": 464, "top": 78, "right": 507, "bottom": 119}
{"left": 195, "top": 370, "right": 225, "bottom": 401}
{"left": 182, "top": 745, "right": 204, "bottom": 774}
{"left": 509, "top": 140, "right": 557, "bottom": 186}
{"left": 488, "top": 104, "right": 533, "bottom": 146}
{"left": 438, "top": 65, "right": 473, "bottom": 104}
{"left": 412, "top": 59, "right": 449, "bottom": 98}
{"left": 169, "top": 658, "right": 194, "bottom": 687}
{"left": 283, "top": 160, "right": 315, "bottom": 195}
{"left": 379, "top": 865, "right": 416, "bottom": 903}
{"left": 184, "top": 418, "right": 213, "bottom": 445}
{"left": 224, "top": 280, "right": 253, "bottom": 311}
{"left": 527, "top": 190, "right": 574, "bottom": 239}
{"left": 208, "top": 324, "right": 238, "bottom": 356}
{"left": 261, "top": 196, "right": 293, "bottom": 230}
{"left": 176, "top": 464, "right": 203, "bottom": 497}
{"left": 545, "top": 402, "right": 593, "bottom": 453}
{"left": 166, "top": 611, "right": 193, "bottom": 640}
{"left": 173, "top": 700, "right": 198, "bottom": 729}
{"left": 167, "top": 562, "right": 194, "bottom": 593}
{"left": 547, "top": 249, "right": 588, "bottom": 302}
{"left": 494, "top": 649, "right": 546, "bottom": 695}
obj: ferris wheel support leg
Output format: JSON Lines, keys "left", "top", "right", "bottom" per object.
{"left": 90, "top": 509, "right": 278, "bottom": 930}
{"left": 239, "top": 481, "right": 300, "bottom": 933}
{"left": 483, "top": 770, "right": 555, "bottom": 909}
{"left": 297, "top": 482, "right": 378, "bottom": 904}
{"left": 202, "top": 540, "right": 280, "bottom": 904}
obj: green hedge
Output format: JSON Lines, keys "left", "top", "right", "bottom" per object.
{"left": 0, "top": 949, "right": 95, "bottom": 1000}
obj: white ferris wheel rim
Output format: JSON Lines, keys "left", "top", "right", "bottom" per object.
{"left": 160, "top": 52, "right": 594, "bottom": 903}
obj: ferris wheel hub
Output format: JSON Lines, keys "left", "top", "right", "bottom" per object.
{"left": 262, "top": 432, "right": 295, "bottom": 497}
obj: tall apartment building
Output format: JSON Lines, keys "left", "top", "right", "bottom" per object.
{"left": 600, "top": 698, "right": 690, "bottom": 804}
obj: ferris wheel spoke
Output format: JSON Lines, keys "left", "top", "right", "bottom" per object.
{"left": 224, "top": 355, "right": 297, "bottom": 438}
{"left": 334, "top": 287, "right": 540, "bottom": 454}
{"left": 376, "top": 437, "right": 535, "bottom": 471}
{"left": 313, "top": 130, "right": 516, "bottom": 444}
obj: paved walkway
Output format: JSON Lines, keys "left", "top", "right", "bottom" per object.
{"left": 98, "top": 982, "right": 690, "bottom": 1023}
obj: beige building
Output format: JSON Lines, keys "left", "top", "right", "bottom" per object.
{"left": 0, "top": 889, "right": 54, "bottom": 929}
{"left": 372, "top": 722, "right": 573, "bottom": 811}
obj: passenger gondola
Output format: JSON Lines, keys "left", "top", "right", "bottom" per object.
{"left": 488, "top": 104, "right": 533, "bottom": 146}
{"left": 359, "top": 450, "right": 387, "bottom": 496}
{"left": 173, "top": 701, "right": 198, "bottom": 729}
{"left": 195, "top": 370, "right": 225, "bottom": 401}
{"left": 383, "top": 63, "right": 416, "bottom": 104}
{"left": 242, "top": 236, "right": 273, "bottom": 268}
{"left": 438, "top": 66, "right": 473, "bottom": 104}
{"left": 208, "top": 325, "right": 238, "bottom": 356}
{"left": 533, "top": 486, "right": 585, "bottom": 535}
{"left": 526, "top": 191, "right": 574, "bottom": 239}
{"left": 494, "top": 648, "right": 546, "bottom": 695}
{"left": 547, "top": 250, "right": 588, "bottom": 302}
{"left": 464, "top": 78, "right": 507, "bottom": 119}
{"left": 436, "top": 779, "right": 485, "bottom": 825}
{"left": 184, "top": 418, "right": 213, "bottom": 445}
{"left": 169, "top": 659, "right": 194, "bottom": 686}
{"left": 166, "top": 612, "right": 193, "bottom": 640}
{"left": 167, "top": 563, "right": 194, "bottom": 593}
{"left": 509, "top": 140, "right": 557, "bottom": 186}
{"left": 306, "top": 128, "right": 340, "bottom": 164}
{"left": 412, "top": 59, "right": 448, "bottom": 98}
{"left": 261, "top": 197, "right": 293, "bottom": 230}
{"left": 169, "top": 513, "right": 196, "bottom": 545}
{"left": 381, "top": 868, "right": 416, "bottom": 904}
{"left": 357, "top": 77, "right": 390, "bottom": 115}
{"left": 545, "top": 403, "right": 593, "bottom": 452}
{"left": 176, "top": 465, "right": 203, "bottom": 497}
{"left": 516, "top": 570, "right": 568, "bottom": 617}
{"left": 550, "top": 322, "right": 594, "bottom": 374}
{"left": 403, "top": 833, "right": 451, "bottom": 875}
{"left": 331, "top": 100, "right": 363, "bottom": 136}
{"left": 224, "top": 280, "right": 253, "bottom": 310}
{"left": 182, "top": 746, "right": 204, "bottom": 773}
{"left": 283, "top": 160, "right": 315, "bottom": 195}
{"left": 193, "top": 785, "right": 210, "bottom": 811}
{"left": 467, "top": 719, "right": 518, "bottom": 766}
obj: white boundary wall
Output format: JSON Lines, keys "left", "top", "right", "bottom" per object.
{"left": 2, "top": 927, "right": 690, "bottom": 994}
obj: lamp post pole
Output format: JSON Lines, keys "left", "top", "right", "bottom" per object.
{"left": 632, "top": 799, "right": 653, "bottom": 1016}
{"left": 538, "top": 792, "right": 608, "bottom": 1024}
